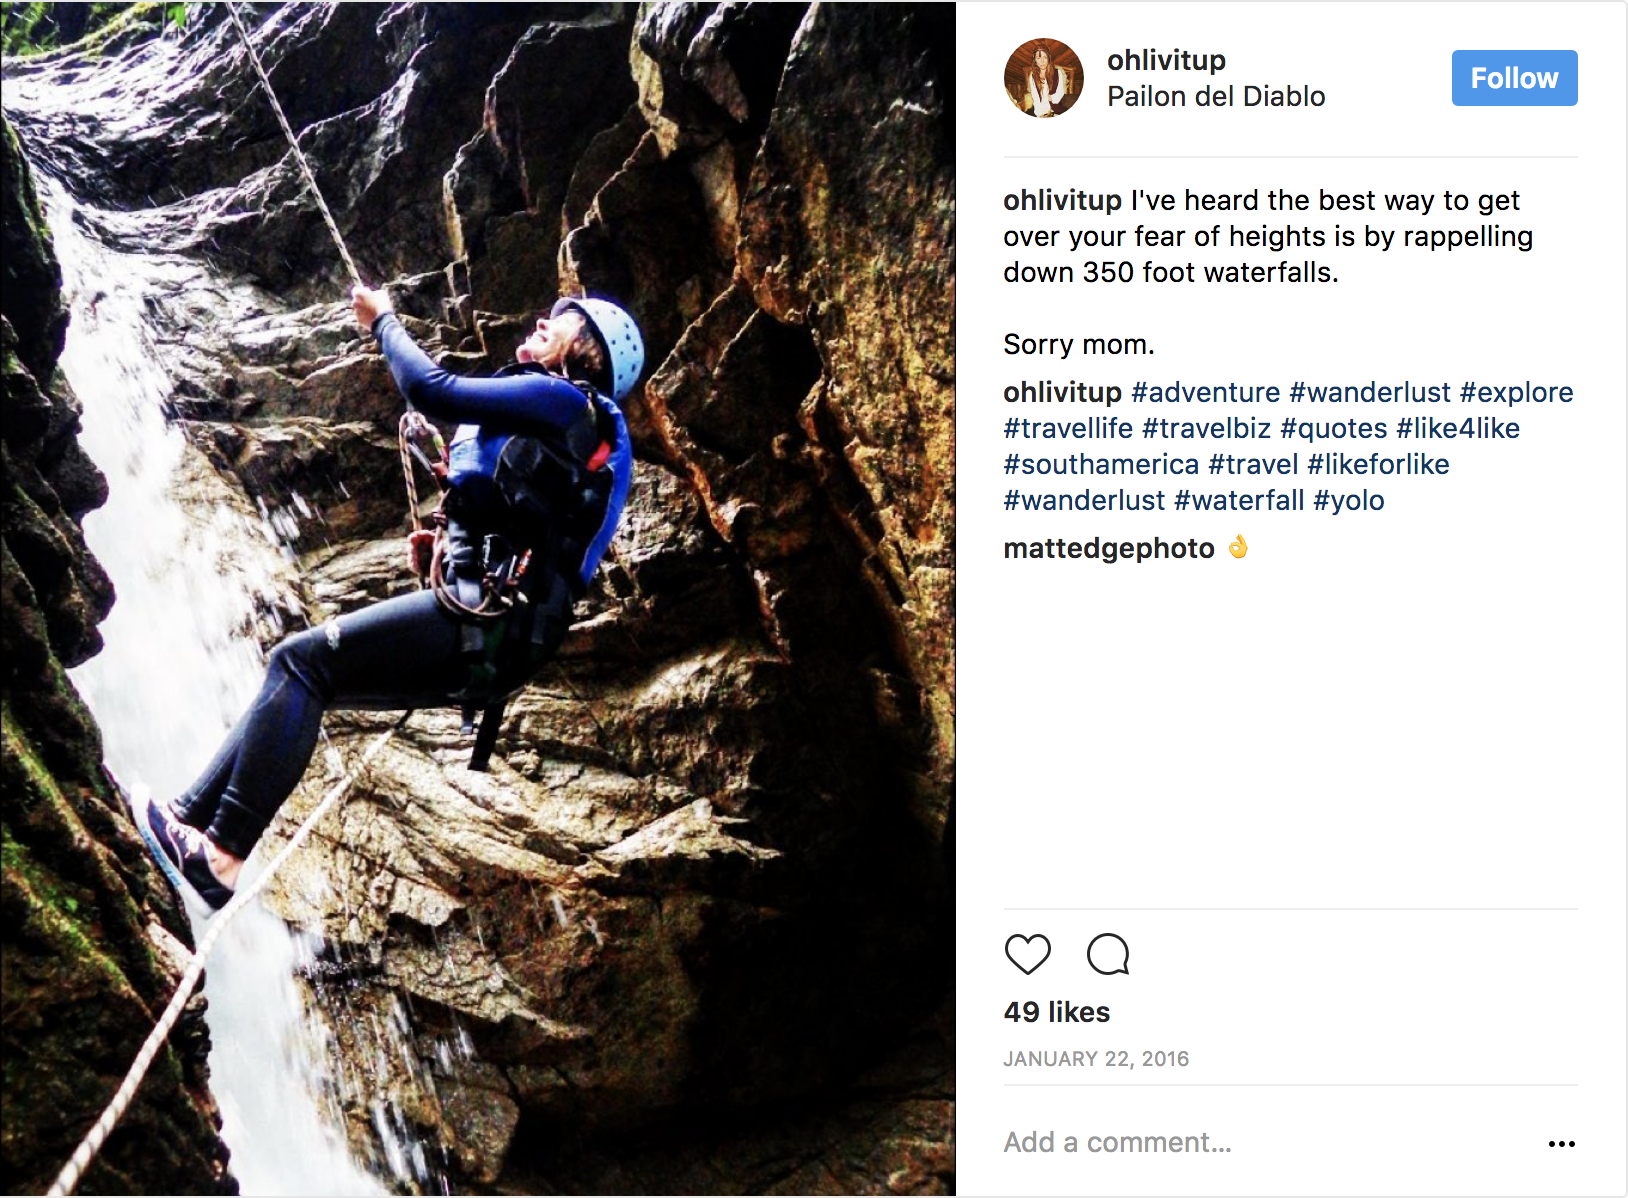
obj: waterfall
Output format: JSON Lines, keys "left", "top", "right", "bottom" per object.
{"left": 44, "top": 179, "right": 387, "bottom": 1197}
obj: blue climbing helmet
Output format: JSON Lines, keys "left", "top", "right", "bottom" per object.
{"left": 550, "top": 296, "right": 645, "bottom": 403}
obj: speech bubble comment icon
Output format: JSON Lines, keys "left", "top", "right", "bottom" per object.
{"left": 1087, "top": 932, "right": 1130, "bottom": 976}
{"left": 1005, "top": 933, "right": 1051, "bottom": 975}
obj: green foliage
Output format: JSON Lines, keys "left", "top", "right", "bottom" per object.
{"left": 0, "top": 2, "right": 185, "bottom": 58}
{"left": 0, "top": 1, "right": 53, "bottom": 56}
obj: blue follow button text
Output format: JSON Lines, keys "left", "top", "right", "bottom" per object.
{"left": 1452, "top": 50, "right": 1578, "bottom": 106}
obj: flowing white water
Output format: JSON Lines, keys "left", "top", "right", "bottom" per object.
{"left": 45, "top": 180, "right": 384, "bottom": 1197}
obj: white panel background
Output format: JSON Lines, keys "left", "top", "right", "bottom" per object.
{"left": 955, "top": 5, "right": 1628, "bottom": 1194}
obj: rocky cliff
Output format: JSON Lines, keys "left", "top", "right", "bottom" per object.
{"left": 1, "top": 113, "right": 232, "bottom": 1195}
{"left": 3, "top": 4, "right": 953, "bottom": 1192}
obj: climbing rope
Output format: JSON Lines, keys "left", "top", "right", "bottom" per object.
{"left": 399, "top": 411, "right": 446, "bottom": 585}
{"left": 225, "top": 2, "right": 363, "bottom": 286}
{"left": 230, "top": 2, "right": 444, "bottom": 598}
{"left": 45, "top": 717, "right": 408, "bottom": 1198}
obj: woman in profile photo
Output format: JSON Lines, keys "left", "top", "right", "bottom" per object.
{"left": 1005, "top": 39, "right": 1078, "bottom": 118}
{"left": 1027, "top": 44, "right": 1072, "bottom": 117}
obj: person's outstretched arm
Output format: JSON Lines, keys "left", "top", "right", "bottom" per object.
{"left": 352, "top": 286, "right": 591, "bottom": 433}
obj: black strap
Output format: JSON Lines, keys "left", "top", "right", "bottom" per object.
{"left": 468, "top": 699, "right": 507, "bottom": 772}
{"left": 458, "top": 558, "right": 574, "bottom": 772}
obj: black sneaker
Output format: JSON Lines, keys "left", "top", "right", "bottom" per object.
{"left": 129, "top": 788, "right": 235, "bottom": 912}
{"left": 170, "top": 795, "right": 212, "bottom": 833}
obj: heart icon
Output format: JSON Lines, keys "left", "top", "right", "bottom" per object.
{"left": 1005, "top": 933, "right": 1052, "bottom": 975}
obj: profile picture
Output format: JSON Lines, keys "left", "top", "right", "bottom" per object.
{"left": 1005, "top": 38, "right": 1081, "bottom": 118}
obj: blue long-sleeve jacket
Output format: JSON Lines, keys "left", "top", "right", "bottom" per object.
{"left": 373, "top": 313, "right": 632, "bottom": 588}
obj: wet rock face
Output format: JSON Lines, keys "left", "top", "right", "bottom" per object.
{"left": 0, "top": 117, "right": 231, "bottom": 1197}
{"left": 447, "top": 15, "right": 638, "bottom": 317}
{"left": 737, "top": 4, "right": 957, "bottom": 800}
{"left": 2, "top": 119, "right": 69, "bottom": 381}
{"left": 5, "top": 4, "right": 953, "bottom": 1192}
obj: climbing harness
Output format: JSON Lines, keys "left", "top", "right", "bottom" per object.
{"left": 45, "top": 718, "right": 408, "bottom": 1198}
{"left": 225, "top": 2, "right": 363, "bottom": 286}
{"left": 397, "top": 411, "right": 513, "bottom": 767}
{"left": 397, "top": 378, "right": 615, "bottom": 770}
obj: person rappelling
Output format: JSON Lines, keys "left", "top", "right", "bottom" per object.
{"left": 128, "top": 286, "right": 643, "bottom": 911}
{"left": 45, "top": 11, "right": 650, "bottom": 1191}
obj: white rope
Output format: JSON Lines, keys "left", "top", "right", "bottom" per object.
{"left": 46, "top": 719, "right": 405, "bottom": 1197}
{"left": 226, "top": 2, "right": 364, "bottom": 286}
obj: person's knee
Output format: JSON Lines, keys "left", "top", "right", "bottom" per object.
{"left": 267, "top": 624, "right": 333, "bottom": 695}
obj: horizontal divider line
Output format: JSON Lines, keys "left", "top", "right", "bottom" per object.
{"left": 1001, "top": 154, "right": 1579, "bottom": 159}
{"left": 1000, "top": 907, "right": 1577, "bottom": 912}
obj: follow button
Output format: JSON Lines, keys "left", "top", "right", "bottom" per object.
{"left": 1452, "top": 51, "right": 1578, "bottom": 106}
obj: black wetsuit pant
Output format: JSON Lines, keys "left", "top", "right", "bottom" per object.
{"left": 175, "top": 584, "right": 571, "bottom": 859}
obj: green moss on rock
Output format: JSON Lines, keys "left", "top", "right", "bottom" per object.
{"left": 0, "top": 113, "right": 232, "bottom": 1195}
{"left": 1, "top": 117, "right": 67, "bottom": 381}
